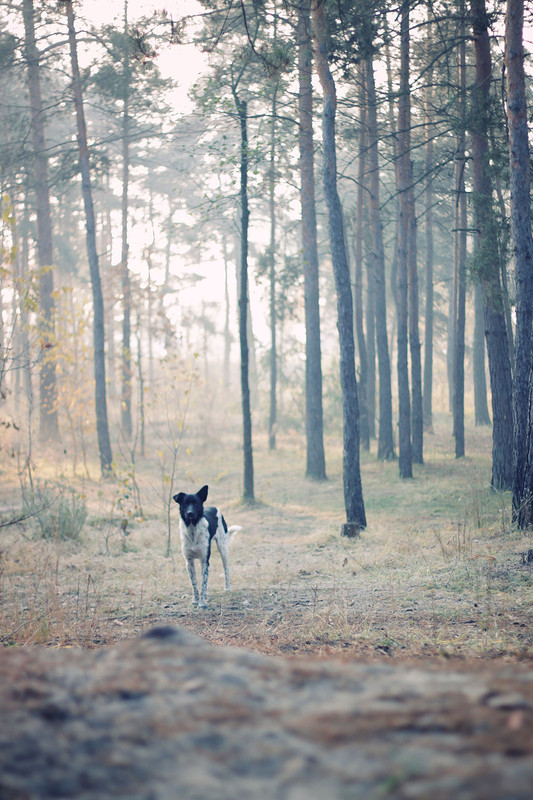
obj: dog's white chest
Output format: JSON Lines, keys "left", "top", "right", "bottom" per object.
{"left": 180, "top": 519, "right": 209, "bottom": 560}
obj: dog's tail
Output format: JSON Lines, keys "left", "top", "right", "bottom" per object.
{"left": 227, "top": 525, "right": 241, "bottom": 543}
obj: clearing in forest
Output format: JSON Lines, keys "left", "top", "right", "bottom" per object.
{"left": 1, "top": 416, "right": 532, "bottom": 663}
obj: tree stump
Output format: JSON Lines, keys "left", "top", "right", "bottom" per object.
{"left": 341, "top": 522, "right": 360, "bottom": 539}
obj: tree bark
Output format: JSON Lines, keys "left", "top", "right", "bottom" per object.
{"left": 354, "top": 64, "right": 369, "bottom": 452}
{"left": 470, "top": 0, "right": 513, "bottom": 490}
{"left": 408, "top": 200, "right": 423, "bottom": 464}
{"left": 298, "top": 0, "right": 326, "bottom": 481}
{"left": 22, "top": 0, "right": 59, "bottom": 442}
{"left": 365, "top": 210, "right": 376, "bottom": 442}
{"left": 506, "top": 0, "right": 533, "bottom": 526}
{"left": 423, "top": 32, "right": 434, "bottom": 433}
{"left": 365, "top": 54, "right": 394, "bottom": 460}
{"left": 312, "top": 0, "right": 366, "bottom": 530}
{"left": 453, "top": 159, "right": 467, "bottom": 458}
{"left": 65, "top": 0, "right": 113, "bottom": 475}
{"left": 268, "top": 80, "right": 278, "bottom": 451}
{"left": 121, "top": 0, "right": 132, "bottom": 438}
{"left": 233, "top": 93, "right": 254, "bottom": 501}
{"left": 396, "top": 1, "right": 413, "bottom": 478}
{"left": 453, "top": 3, "right": 467, "bottom": 459}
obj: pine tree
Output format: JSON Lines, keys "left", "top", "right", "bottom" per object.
{"left": 63, "top": 0, "right": 113, "bottom": 475}
{"left": 22, "top": 0, "right": 59, "bottom": 442}
{"left": 298, "top": 0, "right": 327, "bottom": 481}
{"left": 506, "top": 0, "right": 533, "bottom": 525}
{"left": 312, "top": 0, "right": 366, "bottom": 532}
{"left": 469, "top": 0, "right": 513, "bottom": 490}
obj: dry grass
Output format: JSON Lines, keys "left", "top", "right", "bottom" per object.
{"left": 1, "top": 414, "right": 533, "bottom": 663}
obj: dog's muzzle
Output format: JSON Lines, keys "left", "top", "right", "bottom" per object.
{"left": 185, "top": 507, "right": 198, "bottom": 525}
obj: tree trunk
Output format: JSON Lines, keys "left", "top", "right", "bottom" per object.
{"left": 22, "top": 0, "right": 59, "bottom": 442}
{"left": 453, "top": 161, "right": 467, "bottom": 458}
{"left": 268, "top": 80, "right": 278, "bottom": 451}
{"left": 398, "top": 2, "right": 422, "bottom": 465}
{"left": 407, "top": 130, "right": 423, "bottom": 461}
{"left": 354, "top": 64, "right": 369, "bottom": 452}
{"left": 365, "top": 215, "right": 376, "bottom": 442}
{"left": 506, "top": 0, "right": 533, "bottom": 526}
{"left": 473, "top": 282, "right": 490, "bottom": 424}
{"left": 65, "top": 0, "right": 113, "bottom": 475}
{"left": 102, "top": 179, "right": 116, "bottom": 399}
{"left": 384, "top": 17, "right": 400, "bottom": 377}
{"left": 365, "top": 54, "right": 394, "bottom": 460}
{"left": 423, "top": 34, "right": 434, "bottom": 433}
{"left": 121, "top": 0, "right": 132, "bottom": 438}
{"left": 470, "top": 0, "right": 513, "bottom": 490}
{"left": 447, "top": 259, "right": 454, "bottom": 413}
{"left": 136, "top": 317, "right": 145, "bottom": 458}
{"left": 312, "top": 0, "right": 366, "bottom": 530}
{"left": 233, "top": 93, "right": 254, "bottom": 501}
{"left": 453, "top": 3, "right": 467, "bottom": 459}
{"left": 396, "top": 0, "right": 413, "bottom": 478}
{"left": 298, "top": 0, "right": 326, "bottom": 481}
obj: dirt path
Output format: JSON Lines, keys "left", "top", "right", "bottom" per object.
{"left": 1, "top": 626, "right": 533, "bottom": 799}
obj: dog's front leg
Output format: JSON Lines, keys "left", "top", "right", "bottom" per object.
{"left": 186, "top": 558, "right": 200, "bottom": 606}
{"left": 198, "top": 558, "right": 209, "bottom": 608}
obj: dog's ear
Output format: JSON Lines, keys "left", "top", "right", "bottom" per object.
{"left": 197, "top": 485, "right": 208, "bottom": 503}
{"left": 173, "top": 493, "right": 185, "bottom": 505}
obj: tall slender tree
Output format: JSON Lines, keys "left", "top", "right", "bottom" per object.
{"left": 268, "top": 71, "right": 279, "bottom": 452}
{"left": 469, "top": 0, "right": 513, "bottom": 490}
{"left": 365, "top": 205, "right": 376, "bottom": 442}
{"left": 407, "top": 139, "right": 422, "bottom": 465}
{"left": 234, "top": 91, "right": 254, "bottom": 501}
{"left": 396, "top": 0, "right": 413, "bottom": 478}
{"left": 22, "top": 0, "right": 59, "bottom": 442}
{"left": 453, "top": 1, "right": 467, "bottom": 459}
{"left": 120, "top": 0, "right": 132, "bottom": 438}
{"left": 366, "top": 51, "right": 394, "bottom": 461}
{"left": 63, "top": 0, "right": 113, "bottom": 475}
{"left": 506, "top": 0, "right": 533, "bottom": 526}
{"left": 298, "top": 0, "right": 326, "bottom": 481}
{"left": 354, "top": 64, "right": 370, "bottom": 452}
{"left": 311, "top": 0, "right": 366, "bottom": 532}
{"left": 422, "top": 22, "right": 434, "bottom": 433}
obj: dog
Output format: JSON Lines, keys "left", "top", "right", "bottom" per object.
{"left": 173, "top": 485, "right": 240, "bottom": 608}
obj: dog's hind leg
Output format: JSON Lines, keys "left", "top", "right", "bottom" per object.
{"left": 215, "top": 537, "right": 231, "bottom": 591}
{"left": 186, "top": 559, "right": 200, "bottom": 606}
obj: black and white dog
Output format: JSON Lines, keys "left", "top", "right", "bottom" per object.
{"left": 173, "top": 485, "right": 241, "bottom": 608}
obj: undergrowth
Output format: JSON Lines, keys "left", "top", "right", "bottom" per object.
{"left": 0, "top": 416, "right": 532, "bottom": 660}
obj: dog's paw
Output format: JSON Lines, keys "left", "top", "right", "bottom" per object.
{"left": 198, "top": 601, "right": 207, "bottom": 609}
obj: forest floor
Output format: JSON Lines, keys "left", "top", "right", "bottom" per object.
{"left": 1, "top": 414, "right": 533, "bottom": 664}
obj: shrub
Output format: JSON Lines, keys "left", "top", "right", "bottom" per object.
{"left": 24, "top": 485, "right": 87, "bottom": 542}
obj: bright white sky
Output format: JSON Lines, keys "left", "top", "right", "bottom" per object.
{"left": 80, "top": 0, "right": 206, "bottom": 112}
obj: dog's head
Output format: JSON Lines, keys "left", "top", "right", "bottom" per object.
{"left": 173, "top": 485, "right": 209, "bottom": 526}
